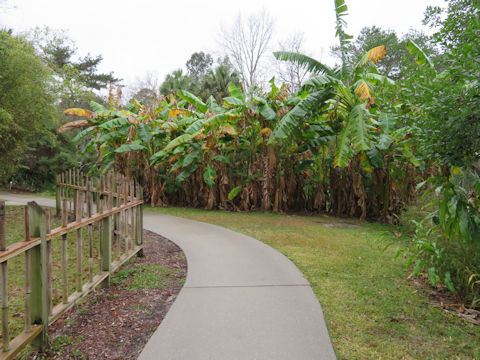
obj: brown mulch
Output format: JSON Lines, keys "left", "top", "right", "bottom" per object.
{"left": 28, "top": 230, "right": 187, "bottom": 360}
{"left": 410, "top": 274, "right": 480, "bottom": 326}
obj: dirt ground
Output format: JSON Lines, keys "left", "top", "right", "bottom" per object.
{"left": 410, "top": 274, "right": 480, "bottom": 326}
{"left": 27, "top": 230, "right": 187, "bottom": 360}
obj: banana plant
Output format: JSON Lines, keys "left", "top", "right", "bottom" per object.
{"left": 150, "top": 88, "right": 240, "bottom": 193}
{"left": 271, "top": 0, "right": 416, "bottom": 221}
{"left": 272, "top": 49, "right": 394, "bottom": 167}
{"left": 60, "top": 87, "right": 188, "bottom": 205}
{"left": 271, "top": 0, "right": 397, "bottom": 168}
{"left": 149, "top": 80, "right": 300, "bottom": 211}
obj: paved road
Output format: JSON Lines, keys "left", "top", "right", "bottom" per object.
{"left": 0, "top": 191, "right": 337, "bottom": 359}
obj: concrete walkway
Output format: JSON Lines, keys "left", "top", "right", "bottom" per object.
{"left": 0, "top": 191, "right": 58, "bottom": 208}
{"left": 0, "top": 191, "right": 337, "bottom": 359}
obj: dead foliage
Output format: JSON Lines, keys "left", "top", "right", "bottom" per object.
{"left": 410, "top": 275, "right": 480, "bottom": 326}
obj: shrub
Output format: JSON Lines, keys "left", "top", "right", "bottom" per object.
{"left": 404, "top": 169, "right": 480, "bottom": 307}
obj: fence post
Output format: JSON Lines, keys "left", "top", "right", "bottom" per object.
{"left": 76, "top": 192, "right": 83, "bottom": 292}
{"left": 140, "top": 185, "right": 143, "bottom": 245}
{"left": 55, "top": 174, "right": 61, "bottom": 217}
{"left": 73, "top": 188, "right": 78, "bottom": 223}
{"left": 100, "top": 216, "right": 112, "bottom": 287}
{"left": 61, "top": 199, "right": 68, "bottom": 304}
{"left": 100, "top": 176, "right": 111, "bottom": 287}
{"left": 87, "top": 180, "right": 94, "bottom": 283}
{"left": 0, "top": 201, "right": 9, "bottom": 352}
{"left": 46, "top": 209, "right": 52, "bottom": 316}
{"left": 137, "top": 184, "right": 144, "bottom": 257}
{"left": 28, "top": 202, "right": 48, "bottom": 350}
{"left": 115, "top": 174, "right": 121, "bottom": 259}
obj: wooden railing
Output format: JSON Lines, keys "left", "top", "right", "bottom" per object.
{"left": 0, "top": 171, "right": 143, "bottom": 359}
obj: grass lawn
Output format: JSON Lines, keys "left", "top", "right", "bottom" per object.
{"left": 146, "top": 206, "right": 480, "bottom": 360}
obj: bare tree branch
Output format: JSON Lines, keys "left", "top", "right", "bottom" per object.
{"left": 126, "top": 71, "right": 161, "bottom": 103}
{"left": 219, "top": 10, "right": 274, "bottom": 89}
{"left": 274, "top": 33, "right": 312, "bottom": 92}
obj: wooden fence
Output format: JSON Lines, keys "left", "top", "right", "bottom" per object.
{"left": 0, "top": 170, "right": 143, "bottom": 359}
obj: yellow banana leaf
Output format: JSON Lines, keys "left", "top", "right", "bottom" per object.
{"left": 359, "top": 151, "right": 373, "bottom": 173}
{"left": 64, "top": 108, "right": 95, "bottom": 118}
{"left": 355, "top": 80, "right": 372, "bottom": 103}
{"left": 194, "top": 130, "right": 206, "bottom": 140}
{"left": 204, "top": 134, "right": 215, "bottom": 152}
{"left": 219, "top": 125, "right": 238, "bottom": 136}
{"left": 358, "top": 45, "right": 387, "bottom": 67}
{"left": 259, "top": 128, "right": 272, "bottom": 137}
{"left": 169, "top": 109, "right": 187, "bottom": 118}
{"left": 169, "top": 154, "right": 180, "bottom": 164}
{"left": 58, "top": 120, "right": 93, "bottom": 134}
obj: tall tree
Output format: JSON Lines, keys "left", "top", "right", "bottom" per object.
{"left": 219, "top": 10, "right": 274, "bottom": 88}
{"left": 31, "top": 28, "right": 120, "bottom": 109}
{"left": 407, "top": 0, "right": 480, "bottom": 167}
{"left": 159, "top": 69, "right": 197, "bottom": 96}
{"left": 0, "top": 30, "right": 57, "bottom": 184}
{"left": 186, "top": 52, "right": 213, "bottom": 81}
{"left": 20, "top": 28, "right": 114, "bottom": 188}
{"left": 199, "top": 57, "right": 240, "bottom": 102}
{"left": 160, "top": 54, "right": 239, "bottom": 102}
{"left": 331, "top": 26, "right": 438, "bottom": 79}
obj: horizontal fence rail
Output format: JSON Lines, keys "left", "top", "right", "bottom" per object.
{"left": 0, "top": 170, "right": 143, "bottom": 359}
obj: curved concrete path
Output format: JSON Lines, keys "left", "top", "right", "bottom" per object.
{"left": 0, "top": 191, "right": 336, "bottom": 359}
{"left": 140, "top": 214, "right": 336, "bottom": 360}
{"left": 0, "top": 191, "right": 58, "bottom": 208}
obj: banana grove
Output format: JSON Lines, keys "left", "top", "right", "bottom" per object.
{"left": 59, "top": 45, "right": 425, "bottom": 223}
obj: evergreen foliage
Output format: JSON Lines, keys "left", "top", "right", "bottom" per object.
{"left": 0, "top": 30, "right": 57, "bottom": 184}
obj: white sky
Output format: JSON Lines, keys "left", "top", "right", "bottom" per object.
{"left": 0, "top": 0, "right": 445, "bottom": 88}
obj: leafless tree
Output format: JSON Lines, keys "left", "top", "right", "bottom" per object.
{"left": 274, "top": 33, "right": 311, "bottom": 92}
{"left": 126, "top": 71, "right": 161, "bottom": 104}
{"left": 219, "top": 10, "right": 274, "bottom": 89}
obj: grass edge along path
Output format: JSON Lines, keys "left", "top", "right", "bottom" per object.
{"left": 146, "top": 206, "right": 480, "bottom": 360}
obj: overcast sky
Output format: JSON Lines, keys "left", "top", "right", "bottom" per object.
{"left": 0, "top": 0, "right": 445, "bottom": 87}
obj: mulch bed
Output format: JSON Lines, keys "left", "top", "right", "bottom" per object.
{"left": 28, "top": 230, "right": 187, "bottom": 360}
{"left": 410, "top": 275, "right": 480, "bottom": 326}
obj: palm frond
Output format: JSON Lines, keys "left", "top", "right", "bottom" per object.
{"left": 177, "top": 89, "right": 208, "bottom": 113}
{"left": 186, "top": 112, "right": 238, "bottom": 135}
{"left": 362, "top": 73, "right": 395, "bottom": 86}
{"left": 302, "top": 75, "right": 342, "bottom": 90}
{"left": 334, "top": 0, "right": 353, "bottom": 77}
{"left": 336, "top": 84, "right": 357, "bottom": 110}
{"left": 406, "top": 39, "right": 435, "bottom": 70}
{"left": 163, "top": 133, "right": 196, "bottom": 152}
{"left": 349, "top": 104, "right": 370, "bottom": 152}
{"left": 270, "top": 89, "right": 333, "bottom": 141}
{"left": 274, "top": 51, "right": 336, "bottom": 77}
{"left": 223, "top": 97, "right": 245, "bottom": 107}
{"left": 334, "top": 121, "right": 352, "bottom": 167}
{"left": 334, "top": 104, "right": 371, "bottom": 167}
{"left": 228, "top": 82, "right": 245, "bottom": 101}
